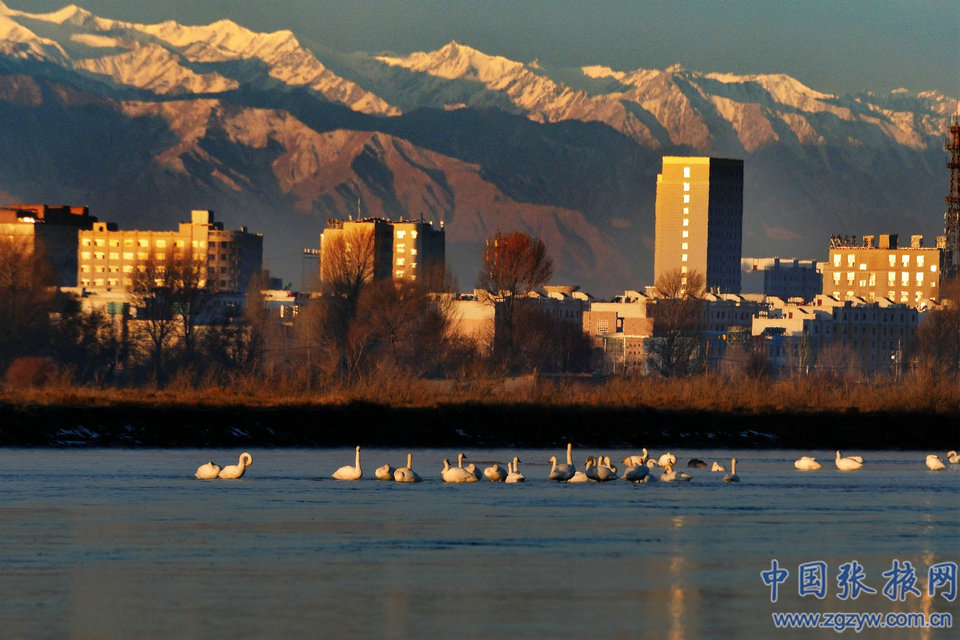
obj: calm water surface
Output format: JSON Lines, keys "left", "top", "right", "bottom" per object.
{"left": 0, "top": 448, "right": 957, "bottom": 639}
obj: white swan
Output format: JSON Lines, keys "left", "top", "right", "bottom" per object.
{"left": 548, "top": 454, "right": 575, "bottom": 482}
{"left": 926, "top": 454, "right": 946, "bottom": 471}
{"left": 711, "top": 461, "right": 726, "bottom": 472}
{"left": 623, "top": 453, "right": 645, "bottom": 466}
{"left": 505, "top": 457, "right": 525, "bottom": 483}
{"left": 661, "top": 463, "right": 692, "bottom": 482}
{"left": 946, "top": 451, "right": 959, "bottom": 464}
{"left": 441, "top": 458, "right": 477, "bottom": 483}
{"left": 484, "top": 463, "right": 507, "bottom": 482}
{"left": 657, "top": 452, "right": 677, "bottom": 467}
{"left": 332, "top": 445, "right": 363, "bottom": 481}
{"left": 584, "top": 456, "right": 600, "bottom": 481}
{"left": 621, "top": 460, "right": 649, "bottom": 482}
{"left": 596, "top": 457, "right": 618, "bottom": 482}
{"left": 723, "top": 458, "right": 740, "bottom": 483}
{"left": 394, "top": 453, "right": 422, "bottom": 483}
{"left": 218, "top": 452, "right": 252, "bottom": 479}
{"left": 835, "top": 450, "right": 863, "bottom": 471}
{"left": 794, "top": 456, "right": 822, "bottom": 471}
{"left": 195, "top": 461, "right": 220, "bottom": 479}
{"left": 375, "top": 463, "right": 395, "bottom": 481}
{"left": 464, "top": 462, "right": 483, "bottom": 481}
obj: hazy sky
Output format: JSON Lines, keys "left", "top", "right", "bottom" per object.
{"left": 5, "top": 0, "right": 959, "bottom": 98}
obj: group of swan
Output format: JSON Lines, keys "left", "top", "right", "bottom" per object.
{"left": 194, "top": 452, "right": 252, "bottom": 479}
{"left": 196, "top": 446, "right": 959, "bottom": 481}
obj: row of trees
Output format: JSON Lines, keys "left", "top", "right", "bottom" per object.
{"left": 1, "top": 230, "right": 958, "bottom": 390}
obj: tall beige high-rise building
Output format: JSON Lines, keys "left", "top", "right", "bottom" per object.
{"left": 654, "top": 156, "right": 743, "bottom": 293}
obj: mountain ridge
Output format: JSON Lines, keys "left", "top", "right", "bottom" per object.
{"left": 0, "top": 3, "right": 952, "bottom": 295}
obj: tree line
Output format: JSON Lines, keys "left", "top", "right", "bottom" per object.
{"left": 1, "top": 231, "right": 957, "bottom": 393}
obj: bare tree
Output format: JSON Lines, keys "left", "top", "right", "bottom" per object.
{"left": 0, "top": 234, "right": 56, "bottom": 371}
{"left": 647, "top": 269, "right": 706, "bottom": 376}
{"left": 476, "top": 231, "right": 554, "bottom": 368}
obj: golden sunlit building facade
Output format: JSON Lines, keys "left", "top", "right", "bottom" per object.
{"left": 77, "top": 210, "right": 262, "bottom": 293}
{"left": 654, "top": 156, "right": 743, "bottom": 293}
{"left": 821, "top": 234, "right": 941, "bottom": 309}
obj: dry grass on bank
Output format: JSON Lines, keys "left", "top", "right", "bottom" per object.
{"left": 1, "top": 368, "right": 957, "bottom": 414}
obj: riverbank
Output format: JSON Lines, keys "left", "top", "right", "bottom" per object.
{"left": 0, "top": 400, "right": 955, "bottom": 449}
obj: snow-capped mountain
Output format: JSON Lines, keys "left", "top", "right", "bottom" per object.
{"left": 0, "top": 2, "right": 953, "bottom": 295}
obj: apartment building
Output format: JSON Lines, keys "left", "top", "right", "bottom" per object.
{"left": 654, "top": 156, "right": 743, "bottom": 293}
{"left": 821, "top": 234, "right": 941, "bottom": 308}
{"left": 76, "top": 210, "right": 262, "bottom": 293}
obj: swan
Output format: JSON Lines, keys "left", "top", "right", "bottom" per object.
{"left": 646, "top": 459, "right": 660, "bottom": 469}
{"left": 794, "top": 456, "right": 822, "bottom": 471}
{"left": 585, "top": 456, "right": 600, "bottom": 481}
{"left": 464, "top": 463, "right": 483, "bottom": 481}
{"left": 621, "top": 460, "right": 649, "bottom": 482}
{"left": 548, "top": 444, "right": 576, "bottom": 481}
{"left": 596, "top": 458, "right": 618, "bottom": 482}
{"left": 195, "top": 461, "right": 220, "bottom": 479}
{"left": 723, "top": 458, "right": 740, "bottom": 483}
{"left": 505, "top": 457, "right": 525, "bottom": 483}
{"left": 925, "top": 454, "right": 946, "bottom": 471}
{"left": 661, "top": 463, "right": 692, "bottom": 482}
{"left": 441, "top": 457, "right": 477, "bottom": 483}
{"left": 657, "top": 452, "right": 677, "bottom": 467}
{"left": 946, "top": 451, "right": 959, "bottom": 464}
{"left": 484, "top": 463, "right": 507, "bottom": 482}
{"left": 835, "top": 450, "right": 863, "bottom": 471}
{"left": 218, "top": 452, "right": 252, "bottom": 479}
{"left": 375, "top": 463, "right": 395, "bottom": 481}
{"left": 332, "top": 445, "right": 363, "bottom": 481}
{"left": 687, "top": 458, "right": 707, "bottom": 468}
{"left": 547, "top": 455, "right": 575, "bottom": 482}
{"left": 711, "top": 461, "right": 726, "bottom": 472}
{"left": 623, "top": 453, "right": 645, "bottom": 466}
{"left": 567, "top": 467, "right": 594, "bottom": 483}
{"left": 394, "top": 453, "right": 422, "bottom": 483}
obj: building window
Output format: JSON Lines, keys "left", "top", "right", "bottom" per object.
{"left": 397, "top": 258, "right": 405, "bottom": 266}
{"left": 396, "top": 243, "right": 405, "bottom": 253}
{"left": 847, "top": 254, "right": 855, "bottom": 267}
{"left": 395, "top": 270, "right": 404, "bottom": 278}
{"left": 681, "top": 254, "right": 688, "bottom": 262}
{"left": 109, "top": 252, "right": 119, "bottom": 260}
{"left": 901, "top": 255, "right": 909, "bottom": 267}
{"left": 858, "top": 263, "right": 866, "bottom": 270}
{"left": 901, "top": 272, "right": 909, "bottom": 286}
{"left": 156, "top": 239, "right": 166, "bottom": 248}
{"left": 683, "top": 167, "right": 691, "bottom": 178}
{"left": 683, "top": 182, "right": 690, "bottom": 192}
{"left": 683, "top": 195, "right": 690, "bottom": 203}
{"left": 681, "top": 242, "right": 688, "bottom": 250}
{"left": 682, "top": 218, "right": 689, "bottom": 227}
{"left": 682, "top": 230, "right": 689, "bottom": 238}
{"left": 680, "top": 265, "right": 688, "bottom": 273}
{"left": 917, "top": 255, "right": 924, "bottom": 267}
{"left": 931, "top": 265, "right": 937, "bottom": 273}
{"left": 833, "top": 272, "right": 841, "bottom": 284}
{"left": 123, "top": 252, "right": 134, "bottom": 260}
{"left": 846, "top": 272, "right": 854, "bottom": 285}
{"left": 396, "top": 231, "right": 406, "bottom": 238}
{"left": 868, "top": 273, "right": 875, "bottom": 286}
{"left": 81, "top": 251, "right": 91, "bottom": 260}
{"left": 916, "top": 272, "right": 923, "bottom": 285}
{"left": 596, "top": 319, "right": 609, "bottom": 336}
{"left": 833, "top": 254, "right": 841, "bottom": 267}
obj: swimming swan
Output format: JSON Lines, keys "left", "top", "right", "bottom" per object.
{"left": 548, "top": 454, "right": 575, "bottom": 482}
{"left": 621, "top": 460, "right": 649, "bottom": 482}
{"left": 711, "top": 461, "right": 726, "bottom": 472}
{"left": 506, "top": 457, "right": 525, "bottom": 483}
{"left": 484, "top": 463, "right": 507, "bottom": 482}
{"left": 218, "top": 452, "right": 252, "bottom": 479}
{"left": 794, "top": 456, "right": 822, "bottom": 471}
{"left": 723, "top": 458, "right": 740, "bottom": 483}
{"left": 394, "top": 453, "right": 422, "bottom": 483}
{"left": 195, "top": 461, "right": 221, "bottom": 479}
{"left": 332, "top": 446, "right": 363, "bottom": 481}
{"left": 835, "top": 450, "right": 863, "bottom": 471}
{"left": 442, "top": 458, "right": 477, "bottom": 483}
{"left": 657, "top": 452, "right": 677, "bottom": 467}
{"left": 596, "top": 458, "right": 618, "bottom": 482}
{"left": 660, "top": 463, "right": 692, "bottom": 482}
{"left": 925, "top": 454, "right": 946, "bottom": 470}
{"left": 946, "top": 451, "right": 959, "bottom": 464}
{"left": 375, "top": 463, "right": 395, "bottom": 481}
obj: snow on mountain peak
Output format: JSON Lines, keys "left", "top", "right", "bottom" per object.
{"left": 377, "top": 40, "right": 526, "bottom": 82}
{"left": 581, "top": 65, "right": 625, "bottom": 81}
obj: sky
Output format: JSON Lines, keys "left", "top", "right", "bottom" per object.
{"left": 5, "top": 0, "right": 959, "bottom": 99}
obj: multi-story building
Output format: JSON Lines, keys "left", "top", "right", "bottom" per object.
{"left": 320, "top": 217, "right": 445, "bottom": 289}
{"left": 76, "top": 210, "right": 262, "bottom": 293}
{"left": 820, "top": 234, "right": 941, "bottom": 309}
{"left": 654, "top": 156, "right": 743, "bottom": 293}
{"left": 752, "top": 294, "right": 919, "bottom": 375}
{"left": 1, "top": 203, "right": 104, "bottom": 287}
{"left": 582, "top": 290, "right": 654, "bottom": 372}
{"left": 742, "top": 257, "right": 823, "bottom": 301}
